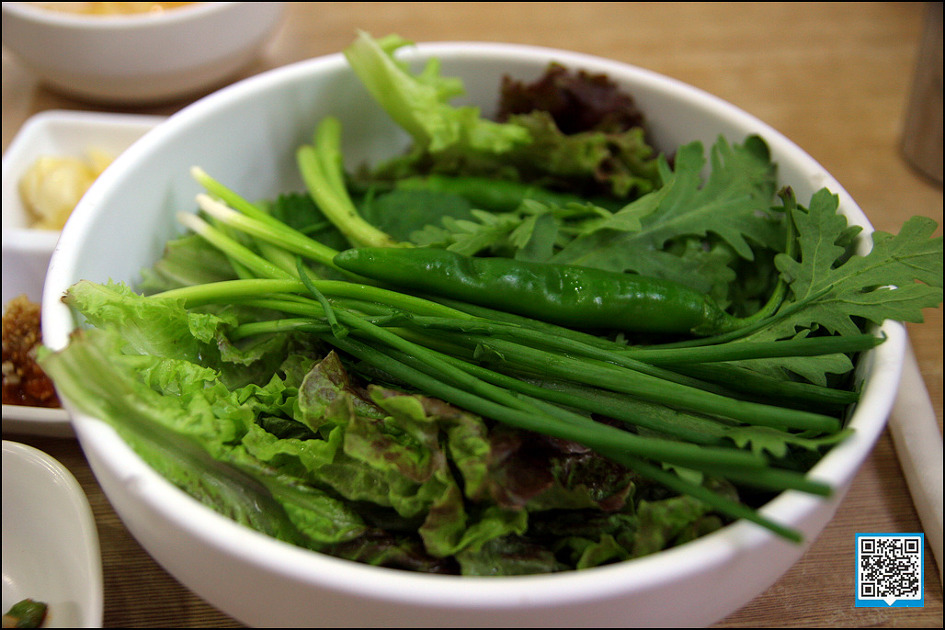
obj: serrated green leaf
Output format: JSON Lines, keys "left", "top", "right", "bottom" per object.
{"left": 511, "top": 211, "right": 559, "bottom": 262}
{"left": 344, "top": 31, "right": 530, "bottom": 154}
{"left": 726, "top": 425, "right": 852, "bottom": 459}
{"left": 548, "top": 136, "right": 781, "bottom": 297}
{"left": 773, "top": 192, "right": 943, "bottom": 336}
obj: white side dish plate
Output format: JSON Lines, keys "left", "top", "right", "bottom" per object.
{"left": 2, "top": 440, "right": 103, "bottom": 627}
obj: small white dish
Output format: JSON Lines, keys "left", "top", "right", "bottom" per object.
{"left": 2, "top": 440, "right": 103, "bottom": 627}
{"left": 2, "top": 110, "right": 162, "bottom": 437}
{"left": 2, "top": 109, "right": 164, "bottom": 304}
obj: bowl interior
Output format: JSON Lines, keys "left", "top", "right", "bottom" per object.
{"left": 40, "top": 43, "right": 904, "bottom": 627}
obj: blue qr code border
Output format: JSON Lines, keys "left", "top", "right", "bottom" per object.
{"left": 855, "top": 533, "right": 924, "bottom": 608}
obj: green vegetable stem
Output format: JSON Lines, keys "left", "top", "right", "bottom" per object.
{"left": 297, "top": 116, "right": 400, "bottom": 249}
{"left": 334, "top": 247, "right": 747, "bottom": 336}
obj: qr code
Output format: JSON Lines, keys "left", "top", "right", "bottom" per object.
{"left": 856, "top": 533, "right": 924, "bottom": 607}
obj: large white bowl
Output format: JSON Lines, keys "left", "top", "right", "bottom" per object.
{"left": 1, "top": 2, "right": 285, "bottom": 104}
{"left": 41, "top": 43, "right": 906, "bottom": 627}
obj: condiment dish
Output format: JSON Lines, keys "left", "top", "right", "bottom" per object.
{"left": 2, "top": 110, "right": 162, "bottom": 436}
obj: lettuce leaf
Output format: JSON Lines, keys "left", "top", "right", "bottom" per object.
{"left": 344, "top": 31, "right": 530, "bottom": 155}
{"left": 345, "top": 31, "right": 661, "bottom": 199}
{"left": 42, "top": 283, "right": 726, "bottom": 574}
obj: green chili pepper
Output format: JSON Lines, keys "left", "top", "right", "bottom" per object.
{"left": 333, "top": 247, "right": 743, "bottom": 336}
{"left": 3, "top": 599, "right": 48, "bottom": 629}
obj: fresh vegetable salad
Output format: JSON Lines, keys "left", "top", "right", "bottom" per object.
{"left": 40, "top": 32, "right": 943, "bottom": 576}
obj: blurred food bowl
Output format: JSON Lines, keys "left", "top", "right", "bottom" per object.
{"left": 1, "top": 2, "right": 285, "bottom": 104}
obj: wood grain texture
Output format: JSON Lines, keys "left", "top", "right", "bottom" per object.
{"left": 3, "top": 3, "right": 941, "bottom": 627}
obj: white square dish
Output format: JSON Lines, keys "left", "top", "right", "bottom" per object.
{"left": 3, "top": 109, "right": 164, "bottom": 303}
{"left": 2, "top": 110, "right": 163, "bottom": 436}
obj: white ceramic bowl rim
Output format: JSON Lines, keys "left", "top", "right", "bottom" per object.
{"left": 44, "top": 41, "right": 905, "bottom": 613}
{"left": 1, "top": 1, "right": 237, "bottom": 29}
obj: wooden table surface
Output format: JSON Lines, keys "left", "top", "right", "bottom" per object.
{"left": 3, "top": 2, "right": 942, "bottom": 627}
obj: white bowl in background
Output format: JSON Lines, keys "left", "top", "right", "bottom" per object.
{"left": 2, "top": 440, "right": 103, "bottom": 628}
{"left": 2, "top": 110, "right": 162, "bottom": 437}
{"left": 0, "top": 2, "right": 285, "bottom": 104}
{"left": 41, "top": 43, "right": 906, "bottom": 627}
